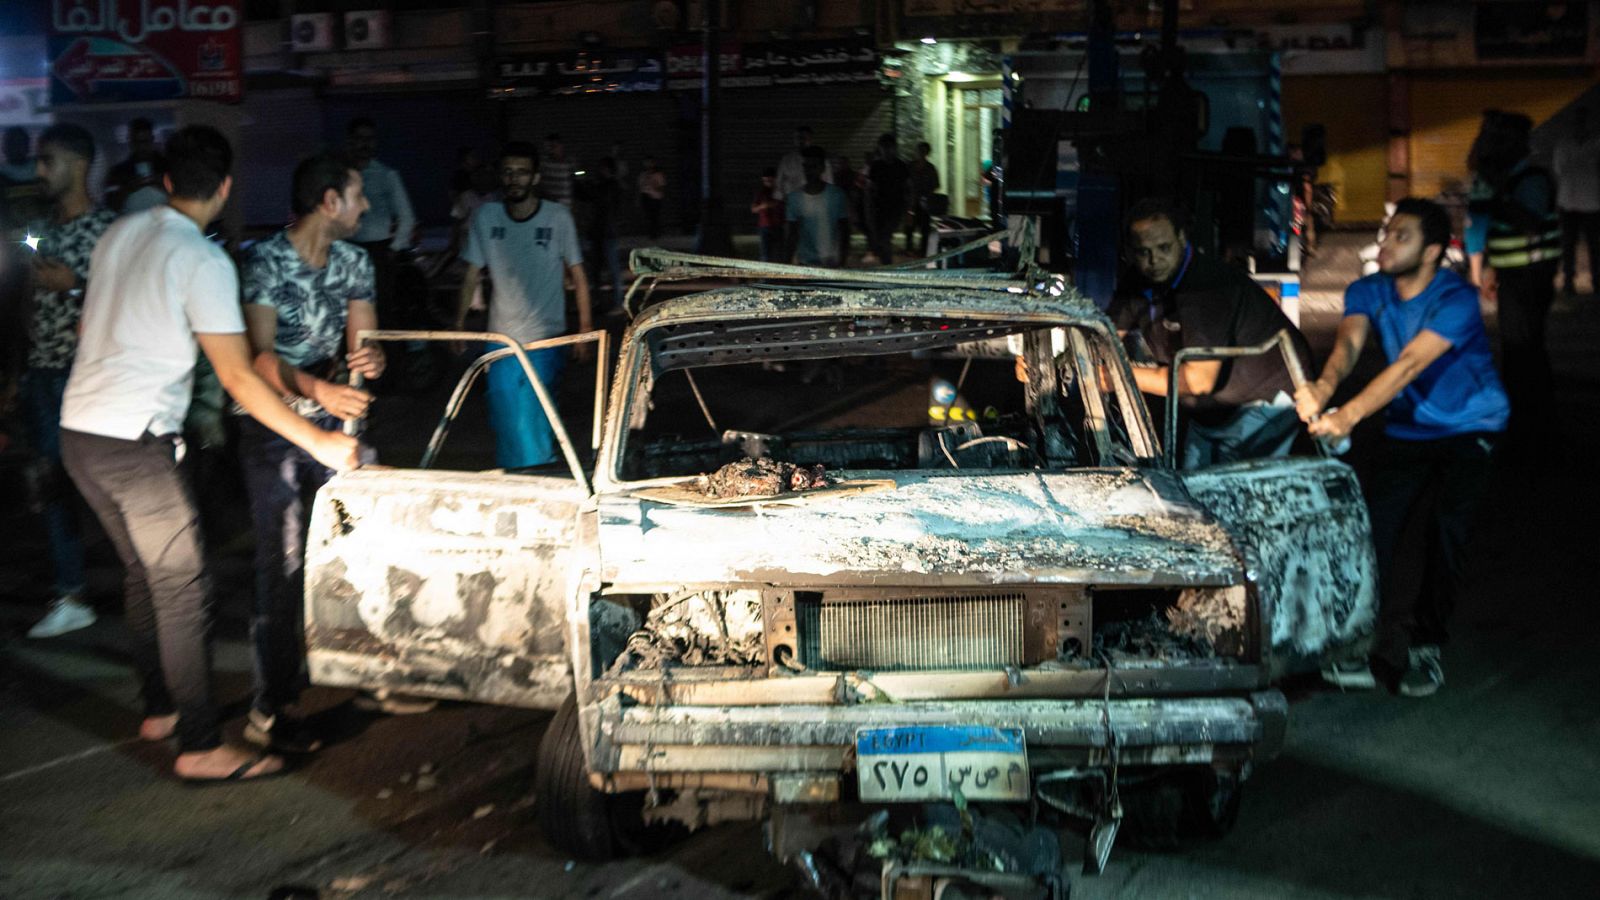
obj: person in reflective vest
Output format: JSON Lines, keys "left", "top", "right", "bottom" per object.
{"left": 1467, "top": 110, "right": 1560, "bottom": 447}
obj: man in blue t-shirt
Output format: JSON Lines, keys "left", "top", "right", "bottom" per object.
{"left": 455, "top": 141, "right": 591, "bottom": 469}
{"left": 1296, "top": 197, "right": 1508, "bottom": 698}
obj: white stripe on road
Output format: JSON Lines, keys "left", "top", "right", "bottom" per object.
{"left": 0, "top": 736, "right": 142, "bottom": 784}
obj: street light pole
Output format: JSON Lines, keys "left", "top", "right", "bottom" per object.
{"left": 695, "top": 0, "right": 733, "bottom": 255}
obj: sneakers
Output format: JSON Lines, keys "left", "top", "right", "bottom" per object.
{"left": 352, "top": 689, "right": 438, "bottom": 715}
{"left": 1399, "top": 645, "right": 1444, "bottom": 698}
{"left": 1320, "top": 658, "right": 1376, "bottom": 690}
{"left": 245, "top": 708, "right": 324, "bottom": 754}
{"left": 27, "top": 596, "right": 97, "bottom": 638}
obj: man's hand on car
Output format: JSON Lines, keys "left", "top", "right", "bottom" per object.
{"left": 310, "top": 431, "right": 364, "bottom": 473}
{"left": 1306, "top": 405, "right": 1357, "bottom": 442}
{"left": 347, "top": 344, "right": 386, "bottom": 381}
{"left": 1294, "top": 379, "right": 1334, "bottom": 423}
{"left": 312, "top": 381, "right": 374, "bottom": 421}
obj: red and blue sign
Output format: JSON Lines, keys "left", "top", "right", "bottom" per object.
{"left": 48, "top": 1, "right": 242, "bottom": 104}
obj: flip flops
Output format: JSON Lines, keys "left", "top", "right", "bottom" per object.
{"left": 178, "top": 751, "right": 289, "bottom": 787}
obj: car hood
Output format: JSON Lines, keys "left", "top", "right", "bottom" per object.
{"left": 596, "top": 469, "right": 1241, "bottom": 587}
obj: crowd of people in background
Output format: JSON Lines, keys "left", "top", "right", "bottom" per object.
{"left": 0, "top": 97, "right": 1593, "bottom": 781}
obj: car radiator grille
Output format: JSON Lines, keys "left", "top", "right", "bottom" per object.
{"left": 798, "top": 593, "right": 1027, "bottom": 671}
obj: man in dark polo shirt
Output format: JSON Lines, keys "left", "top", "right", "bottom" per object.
{"left": 1109, "top": 197, "right": 1312, "bottom": 467}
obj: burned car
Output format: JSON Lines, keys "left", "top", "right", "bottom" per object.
{"left": 302, "top": 253, "right": 1375, "bottom": 880}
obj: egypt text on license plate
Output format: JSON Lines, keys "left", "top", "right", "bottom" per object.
{"left": 856, "top": 725, "right": 1029, "bottom": 802}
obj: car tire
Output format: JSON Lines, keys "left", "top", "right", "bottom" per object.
{"left": 1179, "top": 767, "right": 1242, "bottom": 839}
{"left": 535, "top": 693, "right": 648, "bottom": 860}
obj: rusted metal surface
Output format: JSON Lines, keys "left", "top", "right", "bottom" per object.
{"left": 1182, "top": 458, "right": 1378, "bottom": 675}
{"left": 303, "top": 468, "right": 582, "bottom": 709}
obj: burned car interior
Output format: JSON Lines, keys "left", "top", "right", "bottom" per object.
{"left": 620, "top": 301, "right": 1144, "bottom": 482}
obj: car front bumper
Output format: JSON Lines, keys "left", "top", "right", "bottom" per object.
{"left": 587, "top": 691, "right": 1288, "bottom": 777}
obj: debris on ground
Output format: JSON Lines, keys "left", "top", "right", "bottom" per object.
{"left": 696, "top": 457, "right": 831, "bottom": 498}
{"left": 609, "top": 590, "right": 766, "bottom": 672}
{"left": 414, "top": 773, "right": 438, "bottom": 793}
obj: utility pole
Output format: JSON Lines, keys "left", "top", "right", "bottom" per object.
{"left": 695, "top": 0, "right": 733, "bottom": 255}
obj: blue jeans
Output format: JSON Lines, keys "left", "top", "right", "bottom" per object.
{"left": 486, "top": 344, "right": 567, "bottom": 469}
{"left": 1182, "top": 402, "right": 1300, "bottom": 469}
{"left": 238, "top": 414, "right": 340, "bottom": 714}
{"left": 758, "top": 226, "right": 777, "bottom": 262}
{"left": 21, "top": 368, "right": 86, "bottom": 599}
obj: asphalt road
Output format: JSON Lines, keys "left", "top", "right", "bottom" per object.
{"left": 3, "top": 234, "right": 1599, "bottom": 899}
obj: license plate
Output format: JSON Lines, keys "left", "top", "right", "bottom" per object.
{"left": 856, "top": 725, "right": 1029, "bottom": 803}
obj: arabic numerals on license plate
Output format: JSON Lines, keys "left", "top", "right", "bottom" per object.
{"left": 856, "top": 725, "right": 1029, "bottom": 803}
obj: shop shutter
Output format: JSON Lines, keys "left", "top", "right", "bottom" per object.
{"left": 718, "top": 84, "right": 894, "bottom": 229}
{"left": 501, "top": 92, "right": 687, "bottom": 235}
{"left": 1282, "top": 75, "right": 1387, "bottom": 224}
{"left": 319, "top": 89, "right": 500, "bottom": 227}
{"left": 1407, "top": 72, "right": 1594, "bottom": 201}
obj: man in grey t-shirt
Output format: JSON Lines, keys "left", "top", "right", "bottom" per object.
{"left": 456, "top": 141, "right": 591, "bottom": 468}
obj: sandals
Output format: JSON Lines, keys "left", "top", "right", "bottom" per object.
{"left": 178, "top": 751, "right": 288, "bottom": 786}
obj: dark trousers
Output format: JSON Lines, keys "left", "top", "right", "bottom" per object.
{"left": 905, "top": 206, "right": 933, "bottom": 255}
{"left": 869, "top": 214, "right": 900, "bottom": 264}
{"left": 1494, "top": 261, "right": 1558, "bottom": 440}
{"left": 1559, "top": 209, "right": 1599, "bottom": 291}
{"left": 640, "top": 196, "right": 662, "bottom": 239}
{"left": 355, "top": 240, "right": 399, "bottom": 327}
{"left": 61, "top": 428, "right": 221, "bottom": 752}
{"left": 20, "top": 368, "right": 86, "bottom": 598}
{"left": 757, "top": 226, "right": 777, "bottom": 262}
{"left": 239, "top": 415, "right": 337, "bottom": 715}
{"left": 1365, "top": 432, "right": 1497, "bottom": 685}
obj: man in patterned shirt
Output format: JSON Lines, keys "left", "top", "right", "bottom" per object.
{"left": 23, "top": 124, "right": 116, "bottom": 639}
{"left": 237, "top": 153, "right": 387, "bottom": 752}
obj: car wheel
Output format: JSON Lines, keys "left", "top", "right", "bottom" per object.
{"left": 1180, "top": 767, "right": 1242, "bottom": 839}
{"left": 535, "top": 693, "right": 649, "bottom": 860}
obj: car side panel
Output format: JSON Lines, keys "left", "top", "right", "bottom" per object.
{"left": 1182, "top": 457, "right": 1377, "bottom": 676}
{"left": 303, "top": 469, "right": 582, "bottom": 709}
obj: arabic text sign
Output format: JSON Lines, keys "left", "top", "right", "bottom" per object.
{"left": 665, "top": 39, "right": 881, "bottom": 90}
{"left": 856, "top": 725, "right": 1029, "bottom": 802}
{"left": 493, "top": 50, "right": 664, "bottom": 98}
{"left": 49, "top": 0, "right": 242, "bottom": 104}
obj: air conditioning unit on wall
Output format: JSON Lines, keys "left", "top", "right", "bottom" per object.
{"left": 289, "top": 13, "right": 335, "bottom": 53}
{"left": 344, "top": 11, "right": 393, "bottom": 50}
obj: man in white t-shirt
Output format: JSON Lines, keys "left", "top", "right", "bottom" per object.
{"left": 59, "top": 126, "right": 362, "bottom": 784}
{"left": 455, "top": 141, "right": 591, "bottom": 468}
{"left": 785, "top": 146, "right": 850, "bottom": 267}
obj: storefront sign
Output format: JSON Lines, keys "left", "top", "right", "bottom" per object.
{"left": 1475, "top": 2, "right": 1590, "bottom": 60}
{"left": 48, "top": 0, "right": 242, "bottom": 103}
{"left": 493, "top": 39, "right": 881, "bottom": 98}
{"left": 0, "top": 78, "right": 51, "bottom": 127}
{"left": 491, "top": 50, "right": 664, "bottom": 99}
{"left": 665, "top": 39, "right": 881, "bottom": 90}
{"left": 1253, "top": 24, "right": 1386, "bottom": 75}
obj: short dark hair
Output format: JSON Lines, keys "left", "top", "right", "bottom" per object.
{"left": 39, "top": 123, "right": 95, "bottom": 165}
{"left": 801, "top": 145, "right": 827, "bottom": 163}
{"left": 1126, "top": 196, "right": 1189, "bottom": 236}
{"left": 291, "top": 153, "right": 357, "bottom": 217}
{"left": 164, "top": 126, "right": 232, "bottom": 199}
{"left": 545, "top": 132, "right": 562, "bottom": 142}
{"left": 501, "top": 141, "right": 540, "bottom": 169}
{"left": 762, "top": 166, "right": 777, "bottom": 177}
{"left": 1391, "top": 197, "right": 1452, "bottom": 258}
{"left": 129, "top": 117, "right": 153, "bottom": 134}
{"left": 347, "top": 117, "right": 376, "bottom": 135}
{"left": 3, "top": 126, "right": 29, "bottom": 165}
